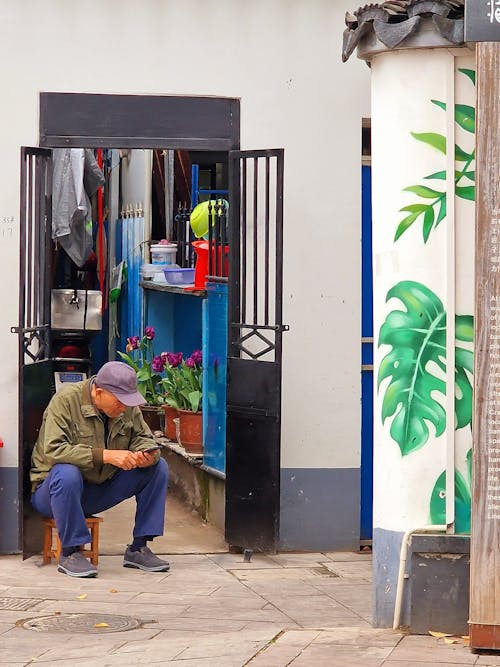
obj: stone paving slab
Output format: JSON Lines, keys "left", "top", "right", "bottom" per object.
{"left": 2, "top": 553, "right": 499, "bottom": 666}
{"left": 385, "top": 635, "right": 476, "bottom": 664}
{"left": 291, "top": 643, "right": 394, "bottom": 666}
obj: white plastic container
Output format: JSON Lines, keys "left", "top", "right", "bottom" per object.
{"left": 141, "top": 263, "right": 168, "bottom": 280}
{"left": 150, "top": 244, "right": 177, "bottom": 265}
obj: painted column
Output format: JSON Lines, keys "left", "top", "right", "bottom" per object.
{"left": 370, "top": 47, "right": 475, "bottom": 627}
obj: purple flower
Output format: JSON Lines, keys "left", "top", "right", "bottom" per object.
{"left": 185, "top": 356, "right": 195, "bottom": 368}
{"left": 152, "top": 355, "right": 164, "bottom": 373}
{"left": 126, "top": 335, "right": 139, "bottom": 352}
{"left": 191, "top": 350, "right": 202, "bottom": 366}
{"left": 144, "top": 326, "right": 155, "bottom": 340}
{"left": 166, "top": 352, "right": 183, "bottom": 368}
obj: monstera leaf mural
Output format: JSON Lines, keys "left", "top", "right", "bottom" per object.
{"left": 430, "top": 448, "right": 472, "bottom": 533}
{"left": 378, "top": 281, "right": 473, "bottom": 455}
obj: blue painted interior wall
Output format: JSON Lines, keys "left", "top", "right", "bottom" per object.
{"left": 202, "top": 282, "right": 227, "bottom": 473}
{"left": 145, "top": 291, "right": 203, "bottom": 357}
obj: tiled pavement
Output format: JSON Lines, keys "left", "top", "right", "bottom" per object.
{"left": 0, "top": 551, "right": 498, "bottom": 666}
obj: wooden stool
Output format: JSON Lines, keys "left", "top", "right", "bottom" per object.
{"left": 42, "top": 516, "right": 103, "bottom": 565}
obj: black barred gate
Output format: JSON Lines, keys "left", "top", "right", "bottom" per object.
{"left": 226, "top": 149, "right": 287, "bottom": 552}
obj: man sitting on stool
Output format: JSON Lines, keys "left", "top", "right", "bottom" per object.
{"left": 30, "top": 361, "right": 169, "bottom": 578}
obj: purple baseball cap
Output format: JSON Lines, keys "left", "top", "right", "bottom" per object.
{"left": 94, "top": 361, "right": 146, "bottom": 407}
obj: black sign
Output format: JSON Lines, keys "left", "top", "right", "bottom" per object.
{"left": 465, "top": 0, "right": 500, "bottom": 42}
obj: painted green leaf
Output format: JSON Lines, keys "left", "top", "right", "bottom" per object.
{"left": 455, "top": 145, "right": 473, "bottom": 162}
{"left": 456, "top": 314, "right": 474, "bottom": 344}
{"left": 423, "top": 207, "right": 435, "bottom": 242}
{"left": 430, "top": 100, "right": 475, "bottom": 133}
{"left": 411, "top": 132, "right": 446, "bottom": 154}
{"left": 403, "top": 185, "right": 442, "bottom": 199}
{"left": 424, "top": 170, "right": 446, "bottom": 181}
{"left": 379, "top": 282, "right": 474, "bottom": 455}
{"left": 455, "top": 104, "right": 475, "bottom": 133}
{"left": 467, "top": 447, "right": 472, "bottom": 487}
{"left": 394, "top": 212, "right": 420, "bottom": 241}
{"left": 463, "top": 170, "right": 475, "bottom": 181}
{"left": 436, "top": 198, "right": 446, "bottom": 226}
{"left": 400, "top": 204, "right": 429, "bottom": 213}
{"left": 378, "top": 281, "right": 447, "bottom": 455}
{"left": 429, "top": 468, "right": 471, "bottom": 533}
{"left": 456, "top": 185, "right": 475, "bottom": 201}
{"left": 458, "top": 67, "right": 476, "bottom": 85}
{"left": 431, "top": 99, "right": 446, "bottom": 112}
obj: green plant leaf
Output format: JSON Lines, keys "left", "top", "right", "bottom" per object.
{"left": 116, "top": 351, "right": 140, "bottom": 372}
{"left": 456, "top": 185, "right": 475, "bottom": 201}
{"left": 188, "top": 390, "right": 201, "bottom": 413}
{"left": 136, "top": 366, "right": 151, "bottom": 382}
{"left": 458, "top": 67, "right": 476, "bottom": 85}
{"left": 429, "top": 469, "right": 471, "bottom": 533}
{"left": 378, "top": 281, "right": 447, "bottom": 455}
{"left": 423, "top": 207, "right": 435, "bottom": 243}
{"left": 411, "top": 132, "right": 446, "bottom": 154}
{"left": 463, "top": 170, "right": 475, "bottom": 182}
{"left": 404, "top": 185, "right": 443, "bottom": 198}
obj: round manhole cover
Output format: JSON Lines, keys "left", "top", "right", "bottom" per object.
{"left": 19, "top": 613, "right": 143, "bottom": 634}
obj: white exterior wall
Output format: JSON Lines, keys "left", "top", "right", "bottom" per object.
{"left": 0, "top": 1, "right": 369, "bottom": 548}
{"left": 370, "top": 46, "right": 475, "bottom": 624}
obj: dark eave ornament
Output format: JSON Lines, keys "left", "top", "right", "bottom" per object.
{"left": 342, "top": 0, "right": 465, "bottom": 63}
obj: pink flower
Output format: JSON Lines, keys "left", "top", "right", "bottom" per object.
{"left": 166, "top": 352, "right": 183, "bottom": 368}
{"left": 191, "top": 350, "right": 202, "bottom": 366}
{"left": 144, "top": 326, "right": 155, "bottom": 340}
{"left": 152, "top": 355, "right": 164, "bottom": 373}
{"left": 185, "top": 356, "right": 195, "bottom": 368}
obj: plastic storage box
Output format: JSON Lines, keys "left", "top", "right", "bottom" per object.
{"left": 163, "top": 267, "right": 195, "bottom": 285}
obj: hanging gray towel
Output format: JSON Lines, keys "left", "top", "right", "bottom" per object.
{"left": 52, "top": 149, "right": 105, "bottom": 268}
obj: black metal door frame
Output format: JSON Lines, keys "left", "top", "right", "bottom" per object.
{"left": 226, "top": 149, "right": 287, "bottom": 552}
{"left": 12, "top": 147, "right": 54, "bottom": 556}
{"left": 13, "top": 93, "right": 241, "bottom": 557}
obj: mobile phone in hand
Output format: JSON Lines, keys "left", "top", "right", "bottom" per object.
{"left": 142, "top": 445, "right": 161, "bottom": 453}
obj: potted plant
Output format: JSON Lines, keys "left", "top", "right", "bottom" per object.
{"left": 161, "top": 350, "right": 203, "bottom": 453}
{"left": 117, "top": 326, "right": 166, "bottom": 432}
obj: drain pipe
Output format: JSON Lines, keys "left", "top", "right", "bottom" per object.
{"left": 392, "top": 524, "right": 447, "bottom": 630}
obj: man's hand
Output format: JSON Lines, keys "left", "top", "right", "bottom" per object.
{"left": 102, "top": 449, "right": 139, "bottom": 470}
{"left": 135, "top": 451, "right": 157, "bottom": 468}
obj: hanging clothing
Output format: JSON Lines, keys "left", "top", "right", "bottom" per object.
{"left": 52, "top": 149, "right": 104, "bottom": 268}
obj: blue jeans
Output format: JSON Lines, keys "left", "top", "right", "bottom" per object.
{"left": 32, "top": 458, "right": 168, "bottom": 549}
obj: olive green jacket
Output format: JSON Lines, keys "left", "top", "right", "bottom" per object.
{"left": 30, "top": 379, "right": 160, "bottom": 489}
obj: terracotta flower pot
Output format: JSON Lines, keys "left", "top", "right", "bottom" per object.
{"left": 163, "top": 405, "right": 179, "bottom": 441}
{"left": 178, "top": 410, "right": 203, "bottom": 454}
{"left": 139, "top": 405, "right": 164, "bottom": 433}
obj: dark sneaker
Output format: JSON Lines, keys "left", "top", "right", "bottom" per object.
{"left": 123, "top": 546, "right": 170, "bottom": 572}
{"left": 58, "top": 551, "right": 98, "bottom": 578}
